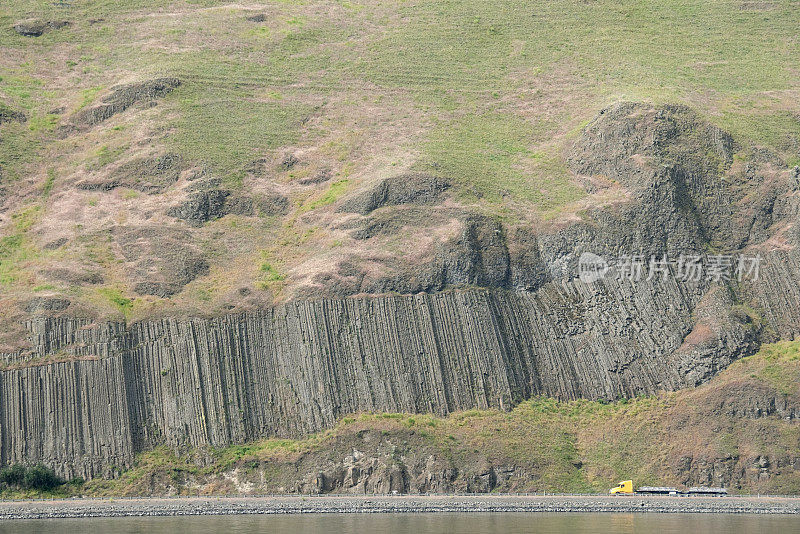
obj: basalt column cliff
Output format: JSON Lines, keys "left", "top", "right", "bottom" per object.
{"left": 2, "top": 104, "right": 799, "bottom": 480}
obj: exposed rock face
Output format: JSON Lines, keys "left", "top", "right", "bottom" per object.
{"left": 41, "top": 267, "right": 103, "bottom": 286}
{"left": 0, "top": 104, "right": 26, "bottom": 125}
{"left": 23, "top": 297, "right": 71, "bottom": 314}
{"left": 320, "top": 214, "right": 550, "bottom": 295}
{"left": 2, "top": 102, "right": 799, "bottom": 484}
{"left": 566, "top": 102, "right": 780, "bottom": 257}
{"left": 168, "top": 189, "right": 231, "bottom": 226}
{"left": 338, "top": 173, "right": 450, "bottom": 214}
{"left": 167, "top": 187, "right": 288, "bottom": 225}
{"left": 12, "top": 20, "right": 69, "bottom": 37}
{"left": 77, "top": 153, "right": 183, "bottom": 194}
{"left": 63, "top": 78, "right": 180, "bottom": 133}
{"left": 315, "top": 103, "right": 794, "bottom": 299}
{"left": 115, "top": 226, "right": 209, "bottom": 297}
{"left": 292, "top": 430, "right": 466, "bottom": 494}
{"left": 3, "top": 255, "right": 794, "bottom": 480}
{"left": 700, "top": 380, "right": 800, "bottom": 420}
{"left": 440, "top": 214, "right": 512, "bottom": 287}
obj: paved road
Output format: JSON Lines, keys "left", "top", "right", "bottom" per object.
{"left": 1, "top": 494, "right": 799, "bottom": 519}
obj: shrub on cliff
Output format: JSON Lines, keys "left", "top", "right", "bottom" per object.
{"left": 0, "top": 464, "right": 63, "bottom": 491}
{"left": 0, "top": 464, "right": 26, "bottom": 487}
{"left": 23, "top": 465, "right": 64, "bottom": 490}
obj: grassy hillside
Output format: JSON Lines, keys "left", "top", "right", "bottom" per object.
{"left": 0, "top": 0, "right": 798, "bottom": 326}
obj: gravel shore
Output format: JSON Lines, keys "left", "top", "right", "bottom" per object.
{"left": 1, "top": 495, "right": 799, "bottom": 519}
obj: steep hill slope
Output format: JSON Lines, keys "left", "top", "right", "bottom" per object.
{"left": 1, "top": 1, "right": 799, "bottom": 489}
{"left": 1, "top": 0, "right": 798, "bottom": 326}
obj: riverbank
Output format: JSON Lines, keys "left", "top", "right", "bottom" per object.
{"left": 1, "top": 495, "right": 799, "bottom": 519}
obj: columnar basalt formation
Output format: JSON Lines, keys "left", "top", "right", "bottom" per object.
{"left": 4, "top": 259, "right": 795, "bottom": 479}
{"left": 2, "top": 103, "right": 799, "bottom": 481}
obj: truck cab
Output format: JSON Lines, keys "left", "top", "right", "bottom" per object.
{"left": 609, "top": 480, "right": 634, "bottom": 494}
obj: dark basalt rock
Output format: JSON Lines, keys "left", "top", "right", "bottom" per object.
{"left": 168, "top": 189, "right": 231, "bottom": 226}
{"left": 299, "top": 168, "right": 332, "bottom": 185}
{"left": 255, "top": 192, "right": 289, "bottom": 216}
{"left": 348, "top": 206, "right": 437, "bottom": 241}
{"left": 167, "top": 188, "right": 288, "bottom": 225}
{"left": 77, "top": 153, "right": 183, "bottom": 194}
{"left": 566, "top": 101, "right": 776, "bottom": 254}
{"left": 42, "top": 268, "right": 103, "bottom": 286}
{"left": 335, "top": 213, "right": 549, "bottom": 295}
{"left": 13, "top": 20, "right": 69, "bottom": 37}
{"left": 281, "top": 152, "right": 299, "bottom": 170}
{"left": 115, "top": 226, "right": 209, "bottom": 297}
{"left": 63, "top": 78, "right": 180, "bottom": 133}
{"left": 2, "top": 102, "right": 799, "bottom": 484}
{"left": 2, "top": 260, "right": 794, "bottom": 480}
{"left": 23, "top": 297, "right": 71, "bottom": 314}
{"left": 439, "top": 214, "right": 509, "bottom": 287}
{"left": 338, "top": 173, "right": 450, "bottom": 215}
{"left": 42, "top": 237, "right": 68, "bottom": 250}
{"left": 0, "top": 103, "right": 26, "bottom": 124}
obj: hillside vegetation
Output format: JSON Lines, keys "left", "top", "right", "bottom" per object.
{"left": 0, "top": 0, "right": 798, "bottom": 329}
{"left": 1, "top": 0, "right": 799, "bottom": 496}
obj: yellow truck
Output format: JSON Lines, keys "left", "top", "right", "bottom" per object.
{"left": 609, "top": 480, "right": 634, "bottom": 494}
{"left": 609, "top": 480, "right": 727, "bottom": 496}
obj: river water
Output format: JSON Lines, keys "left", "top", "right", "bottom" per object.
{"left": 1, "top": 513, "right": 798, "bottom": 533}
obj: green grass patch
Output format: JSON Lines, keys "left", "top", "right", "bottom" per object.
{"left": 259, "top": 262, "right": 285, "bottom": 282}
{"left": 719, "top": 108, "right": 800, "bottom": 163}
{"left": 77, "top": 85, "right": 104, "bottom": 110}
{"left": 422, "top": 113, "right": 583, "bottom": 209}
{"left": 97, "top": 288, "right": 133, "bottom": 315}
{"left": 303, "top": 179, "right": 350, "bottom": 211}
{"left": 757, "top": 341, "right": 800, "bottom": 396}
{"left": 0, "top": 120, "right": 39, "bottom": 182}
{"left": 423, "top": 113, "right": 532, "bottom": 202}
{"left": 0, "top": 205, "right": 43, "bottom": 285}
{"left": 168, "top": 85, "right": 313, "bottom": 176}
{"left": 41, "top": 168, "right": 56, "bottom": 197}
{"left": 256, "top": 251, "right": 287, "bottom": 290}
{"left": 88, "top": 144, "right": 127, "bottom": 170}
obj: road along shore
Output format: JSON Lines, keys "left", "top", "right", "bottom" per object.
{"left": 1, "top": 494, "right": 799, "bottom": 519}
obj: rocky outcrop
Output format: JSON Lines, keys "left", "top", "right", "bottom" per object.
{"left": 63, "top": 78, "right": 180, "bottom": 133}
{"left": 313, "top": 103, "right": 796, "bottom": 300}
{"left": 700, "top": 380, "right": 800, "bottom": 420}
{"left": 566, "top": 102, "right": 781, "bottom": 256}
{"left": 0, "top": 260, "right": 779, "bottom": 480}
{"left": 2, "top": 102, "right": 799, "bottom": 485}
{"left": 0, "top": 103, "right": 26, "bottom": 125}
{"left": 167, "top": 189, "right": 231, "bottom": 225}
{"left": 320, "top": 214, "right": 550, "bottom": 295}
{"left": 23, "top": 297, "right": 71, "bottom": 314}
{"left": 114, "top": 226, "right": 209, "bottom": 297}
{"left": 77, "top": 153, "right": 183, "bottom": 194}
{"left": 338, "top": 173, "right": 449, "bottom": 215}
{"left": 290, "top": 430, "right": 508, "bottom": 494}
{"left": 167, "top": 187, "right": 288, "bottom": 226}
{"left": 41, "top": 267, "right": 104, "bottom": 286}
{"left": 12, "top": 20, "right": 69, "bottom": 37}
